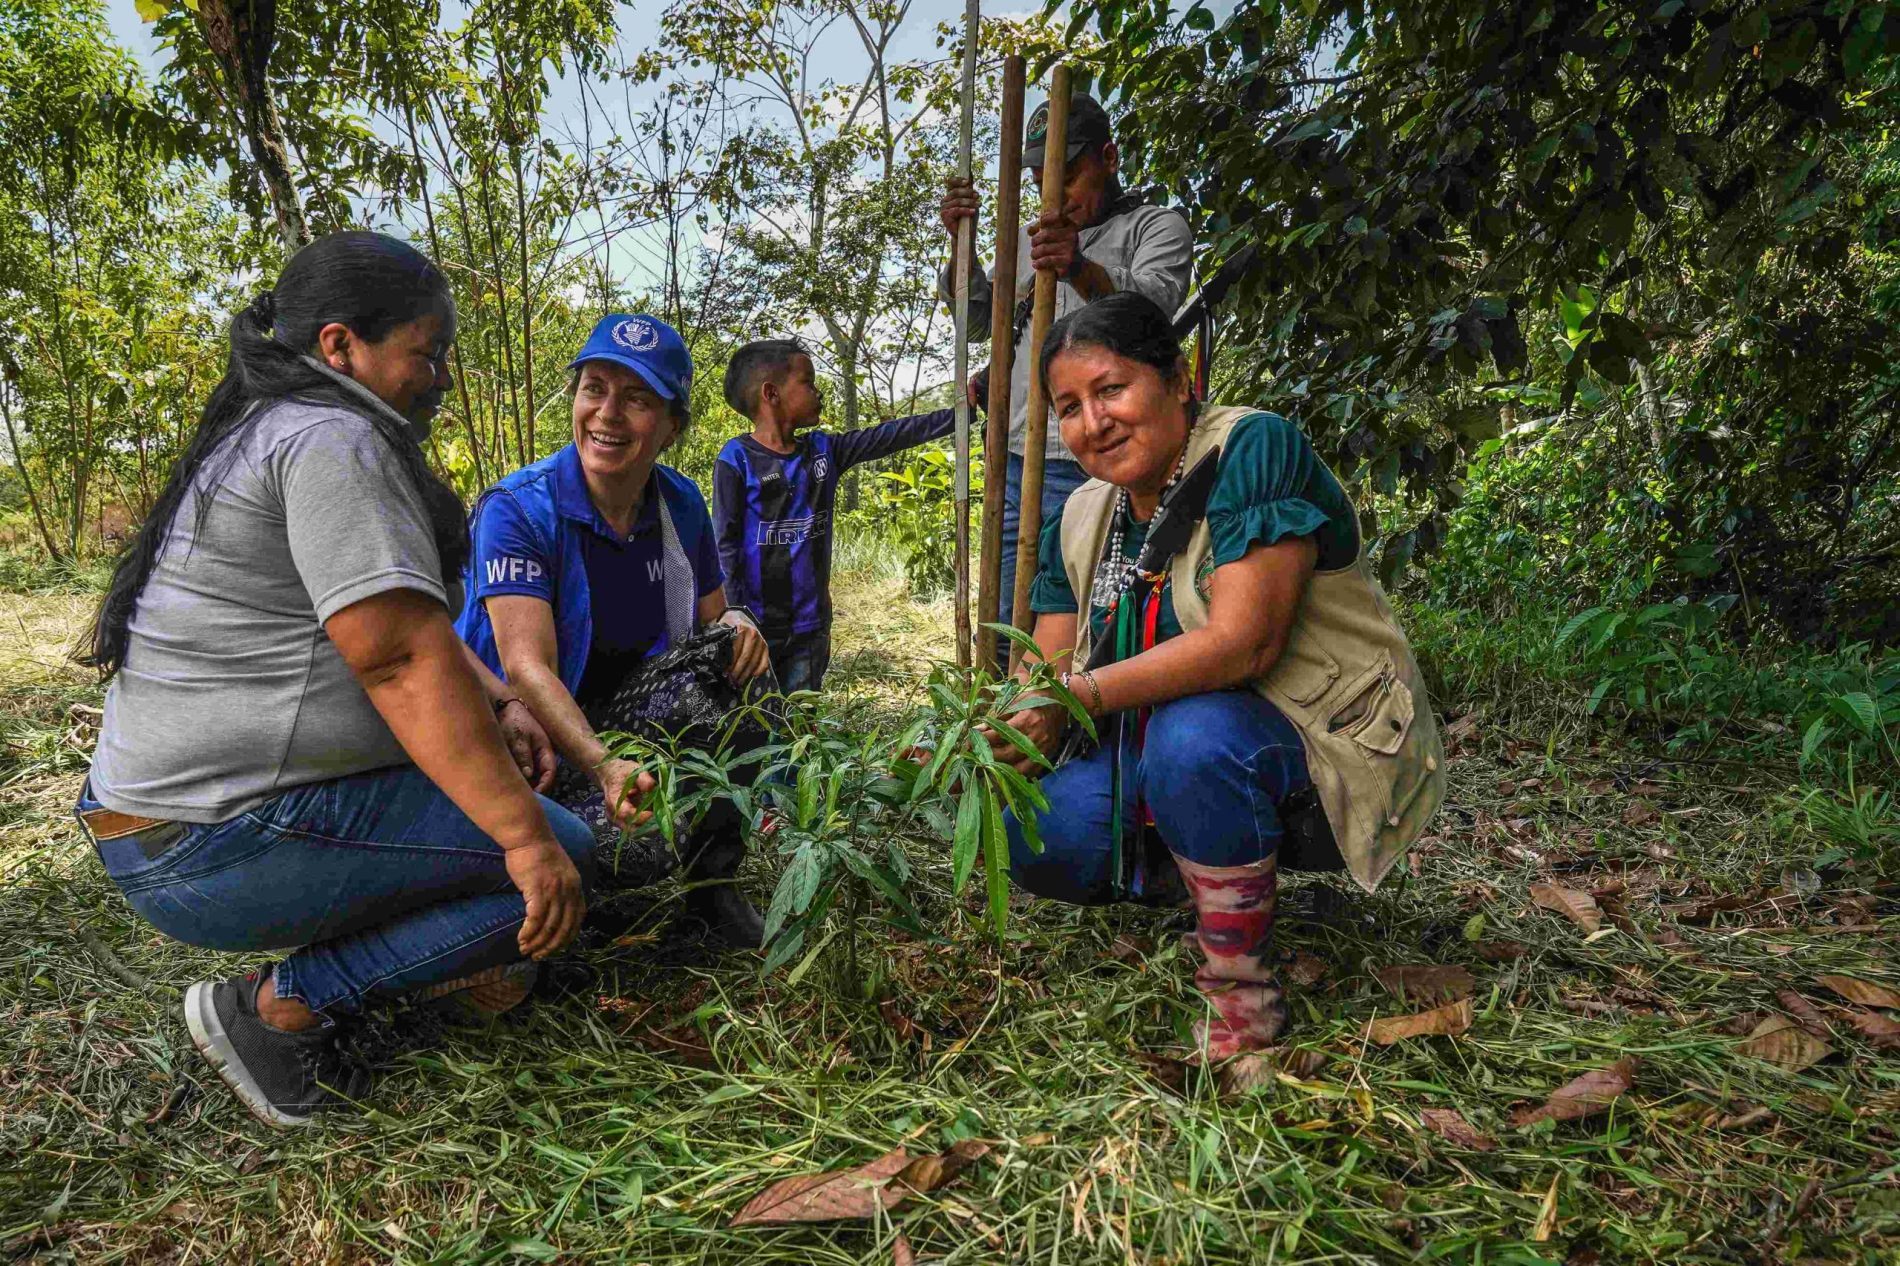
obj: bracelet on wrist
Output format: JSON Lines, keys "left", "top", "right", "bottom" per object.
{"left": 493, "top": 696, "right": 522, "bottom": 716}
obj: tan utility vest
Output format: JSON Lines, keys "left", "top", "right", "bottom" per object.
{"left": 1059, "top": 405, "right": 1446, "bottom": 892}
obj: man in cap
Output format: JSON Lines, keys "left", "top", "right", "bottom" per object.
{"left": 939, "top": 91, "right": 1193, "bottom": 659}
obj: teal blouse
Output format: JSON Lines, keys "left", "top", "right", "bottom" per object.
{"left": 1028, "top": 411, "right": 1358, "bottom": 657}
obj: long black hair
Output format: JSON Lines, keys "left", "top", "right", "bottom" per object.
{"left": 85, "top": 230, "right": 469, "bottom": 677}
{"left": 1038, "top": 290, "right": 1189, "bottom": 400}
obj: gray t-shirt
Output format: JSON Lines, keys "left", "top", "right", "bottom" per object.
{"left": 941, "top": 202, "right": 1194, "bottom": 461}
{"left": 90, "top": 397, "right": 454, "bottom": 823}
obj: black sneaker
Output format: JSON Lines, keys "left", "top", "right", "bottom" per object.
{"left": 184, "top": 972, "right": 368, "bottom": 1129}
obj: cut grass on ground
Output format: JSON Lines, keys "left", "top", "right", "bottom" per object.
{"left": 3, "top": 567, "right": 1898, "bottom": 1264}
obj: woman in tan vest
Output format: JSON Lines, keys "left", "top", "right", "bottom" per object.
{"left": 993, "top": 292, "right": 1444, "bottom": 1059}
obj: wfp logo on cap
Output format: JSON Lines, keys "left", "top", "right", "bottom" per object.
{"left": 611, "top": 318, "right": 661, "bottom": 353}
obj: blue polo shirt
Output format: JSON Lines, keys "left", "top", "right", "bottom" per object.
{"left": 456, "top": 444, "right": 722, "bottom": 704}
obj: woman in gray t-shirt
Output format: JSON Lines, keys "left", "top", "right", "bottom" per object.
{"left": 77, "top": 231, "right": 596, "bottom": 1130}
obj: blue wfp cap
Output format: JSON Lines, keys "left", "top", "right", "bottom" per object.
{"left": 569, "top": 314, "right": 693, "bottom": 400}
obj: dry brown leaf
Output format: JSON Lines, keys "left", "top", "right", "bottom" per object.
{"left": 1597, "top": 895, "right": 1646, "bottom": 941}
{"left": 1530, "top": 883, "right": 1602, "bottom": 933}
{"left": 1376, "top": 964, "right": 1477, "bottom": 1003}
{"left": 1845, "top": 1009, "right": 1900, "bottom": 1051}
{"left": 1476, "top": 940, "right": 1530, "bottom": 962}
{"left": 1107, "top": 933, "right": 1152, "bottom": 963}
{"left": 1776, "top": 989, "right": 1833, "bottom": 1038}
{"left": 1816, "top": 975, "right": 1900, "bottom": 1011}
{"left": 1736, "top": 1017, "right": 1833, "bottom": 1073}
{"left": 634, "top": 1024, "right": 717, "bottom": 1070}
{"left": 1217, "top": 1054, "right": 1279, "bottom": 1096}
{"left": 1621, "top": 800, "right": 1660, "bottom": 827}
{"left": 896, "top": 1140, "right": 991, "bottom": 1196}
{"left": 730, "top": 1147, "right": 913, "bottom": 1226}
{"left": 1582, "top": 777, "right": 1615, "bottom": 796}
{"left": 1279, "top": 1048, "right": 1329, "bottom": 1079}
{"left": 1645, "top": 841, "right": 1677, "bottom": 861}
{"left": 1366, "top": 998, "right": 1473, "bottom": 1045}
{"left": 892, "top": 1231, "right": 916, "bottom": 1266}
{"left": 878, "top": 999, "right": 920, "bottom": 1042}
{"left": 1283, "top": 951, "right": 1330, "bottom": 987}
{"left": 1132, "top": 1051, "right": 1193, "bottom": 1094}
{"left": 1419, "top": 1107, "right": 1496, "bottom": 1151}
{"left": 1512, "top": 1058, "right": 1638, "bottom": 1126}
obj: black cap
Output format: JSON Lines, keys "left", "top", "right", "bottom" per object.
{"left": 1023, "top": 92, "right": 1112, "bottom": 169}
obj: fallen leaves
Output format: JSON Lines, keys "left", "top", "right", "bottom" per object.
{"left": 1419, "top": 1107, "right": 1496, "bottom": 1151}
{"left": 1512, "top": 1058, "right": 1637, "bottom": 1127}
{"left": 1366, "top": 998, "right": 1473, "bottom": 1045}
{"left": 1283, "top": 951, "right": 1330, "bottom": 987}
{"left": 1530, "top": 883, "right": 1602, "bottom": 934}
{"left": 1621, "top": 800, "right": 1660, "bottom": 828}
{"left": 1776, "top": 989, "right": 1833, "bottom": 1038}
{"left": 1476, "top": 939, "right": 1530, "bottom": 962}
{"left": 1376, "top": 964, "right": 1477, "bottom": 1003}
{"left": 730, "top": 1147, "right": 912, "bottom": 1226}
{"left": 1736, "top": 1017, "right": 1834, "bottom": 1073}
{"left": 1816, "top": 975, "right": 1900, "bottom": 1011}
{"left": 1846, "top": 1010, "right": 1900, "bottom": 1050}
{"left": 729, "top": 1141, "right": 992, "bottom": 1227}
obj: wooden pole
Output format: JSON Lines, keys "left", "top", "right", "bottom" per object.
{"left": 1007, "top": 65, "right": 1070, "bottom": 674}
{"left": 951, "top": 0, "right": 980, "bottom": 671}
{"left": 975, "top": 54, "right": 1025, "bottom": 672}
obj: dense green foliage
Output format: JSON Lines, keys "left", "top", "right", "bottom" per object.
{"left": 1074, "top": 0, "right": 1900, "bottom": 645}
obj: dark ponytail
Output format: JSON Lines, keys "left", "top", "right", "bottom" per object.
{"left": 1038, "top": 290, "right": 1189, "bottom": 399}
{"left": 85, "top": 230, "right": 469, "bottom": 677}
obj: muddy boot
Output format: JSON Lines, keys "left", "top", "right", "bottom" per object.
{"left": 1173, "top": 853, "right": 1287, "bottom": 1060}
{"left": 678, "top": 822, "right": 764, "bottom": 950}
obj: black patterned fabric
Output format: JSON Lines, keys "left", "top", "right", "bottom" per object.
{"left": 550, "top": 623, "right": 777, "bottom": 888}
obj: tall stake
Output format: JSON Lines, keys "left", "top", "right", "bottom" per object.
{"left": 1008, "top": 65, "right": 1071, "bottom": 674}
{"left": 951, "top": 0, "right": 981, "bottom": 670}
{"left": 976, "top": 54, "right": 1025, "bottom": 671}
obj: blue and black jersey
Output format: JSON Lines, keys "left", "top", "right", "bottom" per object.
{"left": 713, "top": 409, "right": 955, "bottom": 637}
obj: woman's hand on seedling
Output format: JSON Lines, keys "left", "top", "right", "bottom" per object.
{"left": 506, "top": 837, "right": 585, "bottom": 958}
{"left": 495, "top": 698, "right": 557, "bottom": 793}
{"left": 595, "top": 756, "right": 657, "bottom": 831}
{"left": 982, "top": 699, "right": 1070, "bottom": 776}
{"left": 718, "top": 609, "right": 772, "bottom": 684}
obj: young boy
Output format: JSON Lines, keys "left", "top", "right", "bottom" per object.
{"left": 715, "top": 339, "right": 955, "bottom": 691}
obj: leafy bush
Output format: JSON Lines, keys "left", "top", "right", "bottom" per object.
{"left": 604, "top": 628, "right": 1090, "bottom": 988}
{"left": 846, "top": 446, "right": 983, "bottom": 598}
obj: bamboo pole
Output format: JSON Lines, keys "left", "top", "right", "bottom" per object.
{"left": 951, "top": 0, "right": 980, "bottom": 670}
{"left": 975, "top": 54, "right": 1025, "bottom": 672}
{"left": 1007, "top": 66, "right": 1071, "bottom": 674}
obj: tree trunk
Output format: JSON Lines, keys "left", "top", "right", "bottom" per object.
{"left": 0, "top": 384, "right": 66, "bottom": 564}
{"left": 193, "top": 0, "right": 309, "bottom": 251}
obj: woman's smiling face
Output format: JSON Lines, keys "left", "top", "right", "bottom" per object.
{"left": 571, "top": 360, "right": 678, "bottom": 484}
{"left": 1049, "top": 343, "right": 1191, "bottom": 496}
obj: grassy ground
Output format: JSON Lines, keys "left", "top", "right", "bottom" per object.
{"left": 3, "top": 566, "right": 1898, "bottom": 1265}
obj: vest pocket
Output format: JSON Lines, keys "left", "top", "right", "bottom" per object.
{"left": 1325, "top": 659, "right": 1416, "bottom": 757}
{"left": 1269, "top": 635, "right": 1341, "bottom": 708}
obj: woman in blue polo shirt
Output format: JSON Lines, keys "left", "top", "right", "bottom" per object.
{"left": 457, "top": 314, "right": 771, "bottom": 946}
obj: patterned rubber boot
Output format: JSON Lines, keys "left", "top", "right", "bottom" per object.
{"left": 1172, "top": 853, "right": 1287, "bottom": 1060}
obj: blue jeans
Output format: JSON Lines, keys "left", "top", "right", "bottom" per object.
{"left": 995, "top": 452, "right": 1089, "bottom": 667}
{"left": 1005, "top": 691, "right": 1313, "bottom": 905}
{"left": 768, "top": 628, "right": 832, "bottom": 693}
{"left": 78, "top": 767, "right": 597, "bottom": 1015}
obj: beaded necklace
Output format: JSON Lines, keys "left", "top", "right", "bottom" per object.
{"left": 1089, "top": 439, "right": 1190, "bottom": 612}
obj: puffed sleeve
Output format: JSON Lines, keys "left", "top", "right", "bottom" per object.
{"left": 1027, "top": 500, "right": 1079, "bottom": 614}
{"left": 1205, "top": 412, "right": 1338, "bottom": 568}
